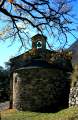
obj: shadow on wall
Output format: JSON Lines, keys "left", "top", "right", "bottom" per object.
{"left": 12, "top": 68, "right": 72, "bottom": 113}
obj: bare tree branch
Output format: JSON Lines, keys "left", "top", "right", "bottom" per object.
{"left": 0, "top": 0, "right": 77, "bottom": 50}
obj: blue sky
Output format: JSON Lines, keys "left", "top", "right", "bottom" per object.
{"left": 0, "top": 0, "right": 78, "bottom": 68}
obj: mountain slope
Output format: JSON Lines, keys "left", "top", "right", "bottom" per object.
{"left": 68, "top": 40, "right": 78, "bottom": 65}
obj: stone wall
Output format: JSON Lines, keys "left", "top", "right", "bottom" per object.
{"left": 69, "top": 64, "right": 78, "bottom": 107}
{"left": 13, "top": 67, "right": 71, "bottom": 112}
{"left": 69, "top": 80, "right": 78, "bottom": 106}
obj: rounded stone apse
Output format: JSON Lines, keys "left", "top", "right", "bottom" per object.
{"left": 13, "top": 67, "right": 71, "bottom": 113}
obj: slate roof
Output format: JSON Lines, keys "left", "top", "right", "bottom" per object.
{"left": 10, "top": 48, "right": 72, "bottom": 72}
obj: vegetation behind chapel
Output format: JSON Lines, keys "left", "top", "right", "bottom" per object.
{"left": 0, "top": 66, "right": 10, "bottom": 102}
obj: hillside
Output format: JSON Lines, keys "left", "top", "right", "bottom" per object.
{"left": 69, "top": 40, "right": 78, "bottom": 65}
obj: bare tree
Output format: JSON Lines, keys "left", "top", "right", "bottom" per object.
{"left": 0, "top": 0, "right": 77, "bottom": 50}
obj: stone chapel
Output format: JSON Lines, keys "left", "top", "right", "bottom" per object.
{"left": 9, "top": 34, "right": 72, "bottom": 112}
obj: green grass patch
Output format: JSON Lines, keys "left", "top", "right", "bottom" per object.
{"left": 1, "top": 106, "right": 78, "bottom": 120}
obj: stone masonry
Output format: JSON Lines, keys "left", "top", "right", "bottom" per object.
{"left": 69, "top": 80, "right": 78, "bottom": 106}
{"left": 13, "top": 67, "right": 71, "bottom": 112}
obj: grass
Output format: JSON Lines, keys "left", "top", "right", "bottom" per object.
{"left": 1, "top": 106, "right": 78, "bottom": 120}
